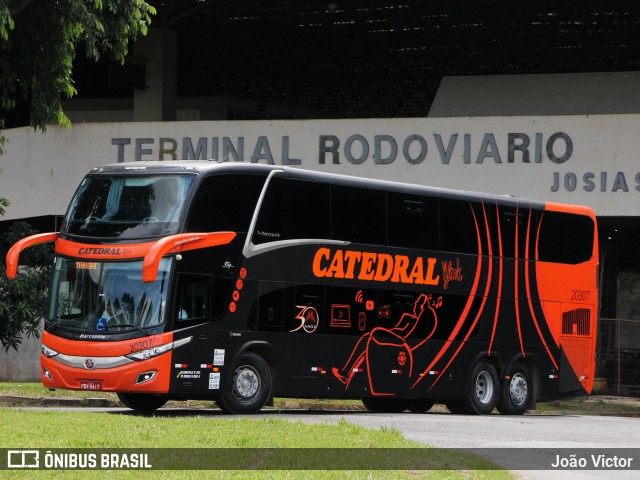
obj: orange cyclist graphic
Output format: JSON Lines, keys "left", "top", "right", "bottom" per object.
{"left": 332, "top": 293, "right": 439, "bottom": 389}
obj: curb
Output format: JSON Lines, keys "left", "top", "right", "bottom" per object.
{"left": 1, "top": 394, "right": 640, "bottom": 416}
{"left": 0, "top": 395, "right": 117, "bottom": 408}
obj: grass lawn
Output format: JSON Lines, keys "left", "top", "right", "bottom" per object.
{"left": 0, "top": 409, "right": 513, "bottom": 479}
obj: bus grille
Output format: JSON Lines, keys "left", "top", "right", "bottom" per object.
{"left": 562, "top": 308, "right": 590, "bottom": 336}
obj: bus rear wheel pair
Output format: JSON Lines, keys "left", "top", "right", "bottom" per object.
{"left": 360, "top": 360, "right": 504, "bottom": 416}
{"left": 446, "top": 361, "right": 531, "bottom": 415}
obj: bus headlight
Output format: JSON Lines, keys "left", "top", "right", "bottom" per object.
{"left": 41, "top": 344, "right": 59, "bottom": 358}
{"left": 125, "top": 336, "right": 192, "bottom": 361}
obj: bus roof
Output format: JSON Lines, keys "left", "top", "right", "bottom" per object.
{"left": 90, "top": 161, "right": 593, "bottom": 216}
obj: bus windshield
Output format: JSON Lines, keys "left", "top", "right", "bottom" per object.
{"left": 62, "top": 175, "right": 195, "bottom": 238}
{"left": 48, "top": 257, "right": 172, "bottom": 333}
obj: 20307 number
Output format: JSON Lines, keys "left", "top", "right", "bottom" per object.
{"left": 130, "top": 338, "right": 154, "bottom": 353}
{"left": 571, "top": 290, "right": 591, "bottom": 302}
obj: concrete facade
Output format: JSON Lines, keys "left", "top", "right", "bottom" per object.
{"left": 0, "top": 328, "right": 42, "bottom": 381}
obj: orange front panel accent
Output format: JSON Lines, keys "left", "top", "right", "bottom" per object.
{"left": 535, "top": 262, "right": 596, "bottom": 306}
{"left": 55, "top": 232, "right": 237, "bottom": 283}
{"left": 40, "top": 332, "right": 174, "bottom": 394}
{"left": 55, "top": 237, "right": 154, "bottom": 260}
{"left": 41, "top": 352, "right": 172, "bottom": 394}
{"left": 42, "top": 330, "right": 173, "bottom": 357}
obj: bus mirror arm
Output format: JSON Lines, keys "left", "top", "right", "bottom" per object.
{"left": 142, "top": 231, "right": 236, "bottom": 283}
{"left": 6, "top": 232, "right": 59, "bottom": 279}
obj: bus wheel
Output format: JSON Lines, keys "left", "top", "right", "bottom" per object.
{"left": 361, "top": 397, "right": 409, "bottom": 413}
{"left": 117, "top": 393, "right": 168, "bottom": 413}
{"left": 461, "top": 360, "right": 499, "bottom": 415}
{"left": 216, "top": 353, "right": 272, "bottom": 414}
{"left": 408, "top": 399, "right": 434, "bottom": 413}
{"left": 497, "top": 363, "right": 531, "bottom": 415}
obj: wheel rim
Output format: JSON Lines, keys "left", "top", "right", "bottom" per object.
{"left": 475, "top": 370, "right": 494, "bottom": 405}
{"left": 509, "top": 373, "right": 528, "bottom": 406}
{"left": 232, "top": 365, "right": 260, "bottom": 401}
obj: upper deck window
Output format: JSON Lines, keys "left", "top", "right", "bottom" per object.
{"left": 62, "top": 175, "right": 194, "bottom": 239}
{"left": 537, "top": 211, "right": 594, "bottom": 264}
{"left": 186, "top": 174, "right": 266, "bottom": 233}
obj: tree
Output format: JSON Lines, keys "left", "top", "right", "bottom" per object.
{"left": 0, "top": 1, "right": 155, "bottom": 346}
{"left": 0, "top": 0, "right": 156, "bottom": 149}
{"left": 0, "top": 218, "right": 53, "bottom": 351}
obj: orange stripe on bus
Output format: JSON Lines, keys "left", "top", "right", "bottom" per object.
{"left": 430, "top": 203, "right": 494, "bottom": 390}
{"left": 488, "top": 202, "right": 503, "bottom": 356}
{"left": 514, "top": 206, "right": 525, "bottom": 357}
{"left": 525, "top": 208, "right": 560, "bottom": 370}
{"left": 412, "top": 203, "right": 484, "bottom": 389}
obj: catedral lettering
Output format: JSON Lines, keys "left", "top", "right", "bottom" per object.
{"left": 6, "top": 162, "right": 599, "bottom": 418}
{"left": 78, "top": 247, "right": 122, "bottom": 255}
{"left": 312, "top": 247, "right": 440, "bottom": 285}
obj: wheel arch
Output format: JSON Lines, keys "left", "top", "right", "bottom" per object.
{"left": 461, "top": 350, "right": 504, "bottom": 395}
{"left": 225, "top": 340, "right": 277, "bottom": 391}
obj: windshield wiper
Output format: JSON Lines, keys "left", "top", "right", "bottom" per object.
{"left": 46, "top": 321, "right": 87, "bottom": 334}
{"left": 106, "top": 322, "right": 153, "bottom": 337}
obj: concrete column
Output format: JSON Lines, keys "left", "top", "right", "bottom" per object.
{"left": 133, "top": 28, "right": 177, "bottom": 121}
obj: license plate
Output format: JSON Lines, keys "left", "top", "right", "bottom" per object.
{"left": 80, "top": 380, "right": 102, "bottom": 391}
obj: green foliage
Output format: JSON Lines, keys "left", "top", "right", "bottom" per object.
{"left": 0, "top": 118, "right": 5, "bottom": 155}
{"left": 0, "top": 194, "right": 7, "bottom": 217}
{"left": 0, "top": 221, "right": 53, "bottom": 351}
{"left": 0, "top": 0, "right": 155, "bottom": 132}
{"left": 0, "top": 0, "right": 155, "bottom": 333}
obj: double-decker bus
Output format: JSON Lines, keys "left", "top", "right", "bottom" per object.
{"left": 7, "top": 162, "right": 599, "bottom": 415}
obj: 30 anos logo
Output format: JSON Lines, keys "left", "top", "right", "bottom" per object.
{"left": 290, "top": 306, "right": 319, "bottom": 334}
{"left": 7, "top": 450, "right": 39, "bottom": 468}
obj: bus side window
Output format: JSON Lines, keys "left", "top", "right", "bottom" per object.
{"left": 332, "top": 185, "right": 386, "bottom": 245}
{"left": 538, "top": 211, "right": 594, "bottom": 264}
{"left": 387, "top": 193, "right": 440, "bottom": 251}
{"left": 211, "top": 277, "right": 233, "bottom": 321}
{"left": 175, "top": 274, "right": 211, "bottom": 323}
{"left": 439, "top": 199, "right": 478, "bottom": 255}
{"left": 253, "top": 177, "right": 331, "bottom": 245}
{"left": 186, "top": 174, "right": 266, "bottom": 233}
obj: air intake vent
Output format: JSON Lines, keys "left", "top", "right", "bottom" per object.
{"left": 562, "top": 308, "right": 591, "bottom": 336}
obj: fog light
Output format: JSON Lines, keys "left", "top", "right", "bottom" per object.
{"left": 135, "top": 371, "right": 157, "bottom": 384}
{"left": 43, "top": 367, "right": 53, "bottom": 381}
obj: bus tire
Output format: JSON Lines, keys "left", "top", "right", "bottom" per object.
{"left": 497, "top": 363, "right": 531, "bottom": 415}
{"left": 408, "top": 399, "right": 434, "bottom": 413}
{"left": 117, "top": 392, "right": 168, "bottom": 413}
{"left": 361, "top": 397, "right": 409, "bottom": 413}
{"left": 460, "top": 360, "right": 499, "bottom": 415}
{"left": 216, "top": 352, "right": 272, "bottom": 414}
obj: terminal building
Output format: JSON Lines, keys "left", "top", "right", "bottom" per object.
{"left": 1, "top": 1, "right": 639, "bottom": 393}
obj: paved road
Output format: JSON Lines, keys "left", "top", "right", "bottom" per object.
{"left": 11, "top": 405, "right": 640, "bottom": 479}
{"left": 271, "top": 409, "right": 640, "bottom": 480}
